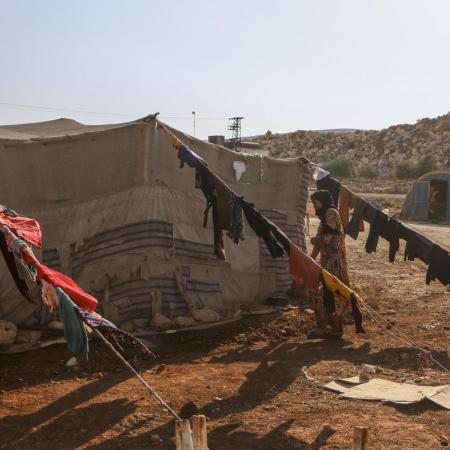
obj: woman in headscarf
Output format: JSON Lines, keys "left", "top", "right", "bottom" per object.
{"left": 309, "top": 190, "right": 350, "bottom": 338}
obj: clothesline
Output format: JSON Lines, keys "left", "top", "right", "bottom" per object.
{"left": 2, "top": 123, "right": 447, "bottom": 375}
{"left": 157, "top": 121, "right": 365, "bottom": 333}
{"left": 310, "top": 162, "right": 449, "bottom": 371}
{"left": 311, "top": 164, "right": 450, "bottom": 291}
{"left": 357, "top": 296, "right": 448, "bottom": 372}
{"left": 156, "top": 122, "right": 448, "bottom": 372}
{"left": 402, "top": 220, "right": 450, "bottom": 253}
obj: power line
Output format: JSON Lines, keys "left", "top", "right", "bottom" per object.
{"left": 0, "top": 101, "right": 228, "bottom": 121}
{"left": 0, "top": 101, "right": 137, "bottom": 117}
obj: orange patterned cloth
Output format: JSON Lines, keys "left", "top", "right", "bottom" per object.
{"left": 41, "top": 279, "right": 59, "bottom": 312}
{"left": 289, "top": 243, "right": 321, "bottom": 292}
{"left": 338, "top": 186, "right": 364, "bottom": 231}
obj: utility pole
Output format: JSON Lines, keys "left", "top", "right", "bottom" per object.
{"left": 228, "top": 117, "right": 244, "bottom": 152}
{"left": 192, "top": 111, "right": 196, "bottom": 137}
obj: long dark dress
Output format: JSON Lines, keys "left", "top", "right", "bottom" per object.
{"left": 312, "top": 208, "right": 350, "bottom": 333}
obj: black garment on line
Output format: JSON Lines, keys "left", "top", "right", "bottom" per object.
{"left": 401, "top": 227, "right": 433, "bottom": 264}
{"left": 402, "top": 226, "right": 417, "bottom": 261}
{"left": 380, "top": 217, "right": 403, "bottom": 262}
{"left": 345, "top": 197, "right": 370, "bottom": 239}
{"left": 350, "top": 293, "right": 365, "bottom": 334}
{"left": 241, "top": 201, "right": 289, "bottom": 258}
{"left": 0, "top": 232, "right": 31, "bottom": 301}
{"left": 426, "top": 244, "right": 450, "bottom": 290}
{"left": 365, "top": 209, "right": 389, "bottom": 253}
{"left": 195, "top": 165, "right": 226, "bottom": 260}
{"left": 316, "top": 175, "right": 341, "bottom": 207}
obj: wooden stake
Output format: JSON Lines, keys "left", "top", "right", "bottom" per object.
{"left": 191, "top": 415, "right": 207, "bottom": 450}
{"left": 176, "top": 419, "right": 194, "bottom": 450}
{"left": 353, "top": 426, "right": 368, "bottom": 450}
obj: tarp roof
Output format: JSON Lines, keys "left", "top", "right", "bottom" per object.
{"left": 0, "top": 118, "right": 133, "bottom": 141}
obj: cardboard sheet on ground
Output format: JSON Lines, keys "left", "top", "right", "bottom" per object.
{"left": 325, "top": 377, "right": 450, "bottom": 409}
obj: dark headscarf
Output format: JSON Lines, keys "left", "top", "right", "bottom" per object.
{"left": 311, "top": 190, "right": 339, "bottom": 235}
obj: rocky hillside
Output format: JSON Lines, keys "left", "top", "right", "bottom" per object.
{"left": 250, "top": 114, "right": 450, "bottom": 177}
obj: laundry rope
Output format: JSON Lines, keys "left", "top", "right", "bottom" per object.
{"left": 307, "top": 160, "right": 450, "bottom": 371}
{"left": 357, "top": 297, "right": 449, "bottom": 372}
{"left": 311, "top": 159, "right": 450, "bottom": 252}
{"left": 93, "top": 328, "right": 181, "bottom": 420}
{"left": 402, "top": 220, "right": 450, "bottom": 252}
{"left": 156, "top": 122, "right": 449, "bottom": 373}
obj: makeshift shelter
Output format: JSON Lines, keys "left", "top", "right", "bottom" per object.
{"left": 0, "top": 116, "right": 311, "bottom": 330}
{"left": 401, "top": 171, "right": 450, "bottom": 222}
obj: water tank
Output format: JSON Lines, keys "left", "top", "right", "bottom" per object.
{"left": 208, "top": 135, "right": 225, "bottom": 146}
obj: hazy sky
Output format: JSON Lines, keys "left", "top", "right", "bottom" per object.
{"left": 1, "top": 0, "right": 449, "bottom": 138}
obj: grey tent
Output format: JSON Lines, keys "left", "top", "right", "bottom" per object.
{"left": 0, "top": 116, "right": 311, "bottom": 330}
{"left": 400, "top": 171, "right": 450, "bottom": 222}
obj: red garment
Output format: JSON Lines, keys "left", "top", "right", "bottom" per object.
{"left": 21, "top": 246, "right": 98, "bottom": 312}
{"left": 289, "top": 243, "right": 321, "bottom": 292}
{"left": 0, "top": 210, "right": 42, "bottom": 248}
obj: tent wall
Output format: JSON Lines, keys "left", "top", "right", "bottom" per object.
{"left": 0, "top": 119, "right": 311, "bottom": 329}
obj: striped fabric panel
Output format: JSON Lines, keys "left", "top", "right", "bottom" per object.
{"left": 96, "top": 273, "right": 221, "bottom": 322}
{"left": 297, "top": 163, "right": 313, "bottom": 251}
{"left": 174, "top": 238, "right": 232, "bottom": 267}
{"left": 72, "top": 236, "right": 174, "bottom": 273}
{"left": 258, "top": 209, "right": 290, "bottom": 293}
{"left": 65, "top": 221, "right": 174, "bottom": 273}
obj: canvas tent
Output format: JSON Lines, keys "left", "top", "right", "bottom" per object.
{"left": 0, "top": 116, "right": 311, "bottom": 330}
{"left": 401, "top": 171, "right": 450, "bottom": 223}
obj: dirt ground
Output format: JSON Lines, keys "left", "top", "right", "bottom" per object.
{"left": 1, "top": 221, "right": 450, "bottom": 449}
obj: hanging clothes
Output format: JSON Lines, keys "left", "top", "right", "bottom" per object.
{"left": 195, "top": 164, "right": 245, "bottom": 259}
{"left": 402, "top": 227, "right": 433, "bottom": 264}
{"left": 365, "top": 209, "right": 389, "bottom": 253}
{"left": 41, "top": 279, "right": 59, "bottom": 312}
{"left": 0, "top": 230, "right": 32, "bottom": 300}
{"left": 15, "top": 242, "right": 98, "bottom": 312}
{"left": 321, "top": 269, "right": 352, "bottom": 301}
{"left": 0, "top": 206, "right": 42, "bottom": 248}
{"left": 57, "top": 287, "right": 89, "bottom": 361}
{"left": 11, "top": 237, "right": 37, "bottom": 283}
{"left": 34, "top": 263, "right": 99, "bottom": 312}
{"left": 426, "top": 245, "right": 450, "bottom": 290}
{"left": 316, "top": 175, "right": 341, "bottom": 207}
{"left": 75, "top": 307, "right": 154, "bottom": 357}
{"left": 195, "top": 165, "right": 227, "bottom": 259}
{"left": 226, "top": 192, "right": 244, "bottom": 244}
{"left": 321, "top": 270, "right": 365, "bottom": 334}
{"left": 402, "top": 227, "right": 418, "bottom": 261}
{"left": 177, "top": 145, "right": 205, "bottom": 168}
{"left": 338, "top": 186, "right": 364, "bottom": 231}
{"left": 289, "top": 243, "right": 321, "bottom": 292}
{"left": 363, "top": 201, "right": 378, "bottom": 225}
{"left": 241, "top": 200, "right": 289, "bottom": 258}
{"left": 0, "top": 225, "right": 42, "bottom": 303}
{"left": 380, "top": 217, "right": 404, "bottom": 262}
{"left": 345, "top": 197, "right": 369, "bottom": 239}
{"left": 350, "top": 293, "right": 365, "bottom": 334}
